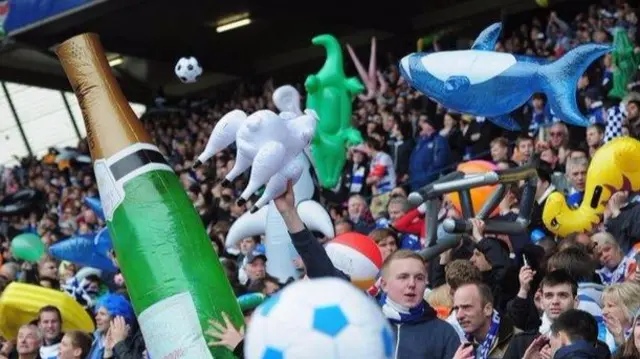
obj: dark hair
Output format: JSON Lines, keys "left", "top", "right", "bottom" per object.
{"left": 64, "top": 330, "right": 93, "bottom": 357}
{"left": 445, "top": 260, "right": 482, "bottom": 291}
{"left": 516, "top": 135, "right": 534, "bottom": 146}
{"left": 551, "top": 309, "right": 598, "bottom": 344}
{"left": 85, "top": 274, "right": 101, "bottom": 284}
{"left": 38, "top": 305, "right": 63, "bottom": 324}
{"left": 366, "top": 136, "right": 385, "bottom": 152}
{"left": 589, "top": 122, "right": 605, "bottom": 133}
{"left": 541, "top": 270, "right": 578, "bottom": 297}
{"left": 536, "top": 160, "right": 553, "bottom": 184}
{"left": 39, "top": 276, "right": 60, "bottom": 291}
{"left": 547, "top": 247, "right": 597, "bottom": 283}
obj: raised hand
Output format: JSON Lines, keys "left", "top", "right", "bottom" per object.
{"left": 206, "top": 312, "right": 245, "bottom": 351}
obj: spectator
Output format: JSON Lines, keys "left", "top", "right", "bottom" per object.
{"left": 380, "top": 250, "right": 460, "bottom": 359}
{"left": 37, "top": 306, "right": 63, "bottom": 359}
{"left": 453, "top": 282, "right": 519, "bottom": 359}
{"left": 409, "top": 115, "right": 450, "bottom": 191}
{"left": 15, "top": 324, "right": 42, "bottom": 359}
{"left": 58, "top": 331, "right": 92, "bottom": 359}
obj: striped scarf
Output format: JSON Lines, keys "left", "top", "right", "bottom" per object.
{"left": 467, "top": 311, "right": 501, "bottom": 359}
{"left": 596, "top": 256, "right": 630, "bottom": 285}
{"left": 380, "top": 294, "right": 425, "bottom": 324}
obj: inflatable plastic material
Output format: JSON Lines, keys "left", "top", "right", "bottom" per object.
{"left": 609, "top": 28, "right": 640, "bottom": 100}
{"left": 10, "top": 232, "right": 44, "bottom": 262}
{"left": 93, "top": 226, "right": 113, "bottom": 254}
{"left": 324, "top": 232, "right": 383, "bottom": 290}
{"left": 49, "top": 234, "right": 117, "bottom": 273}
{"left": 195, "top": 108, "right": 318, "bottom": 212}
{"left": 84, "top": 196, "right": 105, "bottom": 222}
{"left": 305, "top": 34, "right": 365, "bottom": 188}
{"left": 0, "top": 189, "right": 42, "bottom": 216}
{"left": 56, "top": 33, "right": 242, "bottom": 359}
{"left": 193, "top": 109, "right": 247, "bottom": 168}
{"left": 223, "top": 86, "right": 334, "bottom": 283}
{"left": 245, "top": 278, "right": 393, "bottom": 359}
{"left": 399, "top": 22, "right": 612, "bottom": 130}
{"left": 543, "top": 137, "right": 640, "bottom": 237}
{"left": 237, "top": 293, "right": 266, "bottom": 312}
{"left": 0, "top": 282, "right": 94, "bottom": 340}
{"left": 346, "top": 37, "right": 388, "bottom": 102}
{"left": 447, "top": 160, "right": 500, "bottom": 217}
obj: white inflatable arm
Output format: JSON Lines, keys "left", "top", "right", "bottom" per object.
{"left": 296, "top": 200, "right": 335, "bottom": 239}
{"left": 225, "top": 206, "right": 268, "bottom": 248}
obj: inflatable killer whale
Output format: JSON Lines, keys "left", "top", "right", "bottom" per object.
{"left": 399, "top": 22, "right": 613, "bottom": 131}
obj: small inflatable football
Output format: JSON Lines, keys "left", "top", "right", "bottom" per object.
{"left": 175, "top": 56, "right": 203, "bottom": 84}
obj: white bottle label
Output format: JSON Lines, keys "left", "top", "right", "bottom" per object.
{"left": 93, "top": 159, "right": 124, "bottom": 222}
{"left": 138, "top": 292, "right": 213, "bottom": 359}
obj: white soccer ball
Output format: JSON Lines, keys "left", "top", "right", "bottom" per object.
{"left": 245, "top": 277, "right": 394, "bottom": 359}
{"left": 174, "top": 56, "right": 203, "bottom": 83}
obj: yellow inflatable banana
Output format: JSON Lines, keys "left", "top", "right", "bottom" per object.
{"left": 0, "top": 282, "right": 94, "bottom": 339}
{"left": 543, "top": 137, "right": 640, "bottom": 237}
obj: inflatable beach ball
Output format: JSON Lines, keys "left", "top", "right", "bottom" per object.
{"left": 245, "top": 277, "right": 394, "bottom": 359}
{"left": 325, "top": 232, "right": 383, "bottom": 290}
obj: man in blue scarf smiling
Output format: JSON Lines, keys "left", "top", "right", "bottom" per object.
{"left": 379, "top": 250, "right": 460, "bottom": 358}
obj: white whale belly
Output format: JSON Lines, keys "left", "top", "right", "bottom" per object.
{"left": 420, "top": 50, "right": 517, "bottom": 85}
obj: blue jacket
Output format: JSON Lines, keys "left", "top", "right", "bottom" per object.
{"left": 409, "top": 133, "right": 450, "bottom": 191}
{"left": 553, "top": 340, "right": 604, "bottom": 359}
{"left": 391, "top": 304, "right": 460, "bottom": 359}
{"left": 289, "top": 228, "right": 459, "bottom": 359}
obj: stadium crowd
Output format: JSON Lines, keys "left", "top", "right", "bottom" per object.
{"left": 3, "top": 0, "right": 640, "bottom": 358}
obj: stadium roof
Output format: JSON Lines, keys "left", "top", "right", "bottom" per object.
{"left": 0, "top": 0, "right": 557, "bottom": 103}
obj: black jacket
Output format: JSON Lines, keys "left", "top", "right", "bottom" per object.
{"left": 503, "top": 332, "right": 611, "bottom": 359}
{"left": 289, "top": 227, "right": 349, "bottom": 280}
{"left": 605, "top": 202, "right": 640, "bottom": 254}
{"left": 113, "top": 324, "right": 146, "bottom": 359}
{"left": 476, "top": 237, "right": 514, "bottom": 312}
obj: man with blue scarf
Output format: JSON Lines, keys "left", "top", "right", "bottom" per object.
{"left": 379, "top": 250, "right": 460, "bottom": 358}
{"left": 452, "top": 282, "right": 519, "bottom": 359}
{"left": 275, "top": 182, "right": 459, "bottom": 358}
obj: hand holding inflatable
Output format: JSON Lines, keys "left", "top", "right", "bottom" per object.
{"left": 306, "top": 34, "right": 365, "bottom": 188}
{"left": 400, "top": 22, "right": 613, "bottom": 131}
{"left": 543, "top": 137, "right": 640, "bottom": 237}
{"left": 193, "top": 109, "right": 247, "bottom": 169}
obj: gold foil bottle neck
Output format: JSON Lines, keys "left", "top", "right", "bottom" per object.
{"left": 55, "top": 33, "right": 152, "bottom": 161}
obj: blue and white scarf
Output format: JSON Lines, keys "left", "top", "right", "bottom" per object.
{"left": 380, "top": 294, "right": 425, "bottom": 324}
{"left": 596, "top": 256, "right": 630, "bottom": 285}
{"left": 466, "top": 310, "right": 501, "bottom": 359}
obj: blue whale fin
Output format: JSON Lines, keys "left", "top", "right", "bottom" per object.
{"left": 487, "top": 114, "right": 521, "bottom": 131}
{"left": 539, "top": 43, "right": 613, "bottom": 127}
{"left": 471, "top": 23, "right": 502, "bottom": 51}
{"left": 444, "top": 75, "right": 470, "bottom": 93}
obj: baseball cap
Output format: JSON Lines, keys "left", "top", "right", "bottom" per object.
{"left": 245, "top": 249, "right": 267, "bottom": 264}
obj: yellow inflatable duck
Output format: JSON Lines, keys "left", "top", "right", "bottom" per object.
{"left": 543, "top": 136, "right": 640, "bottom": 237}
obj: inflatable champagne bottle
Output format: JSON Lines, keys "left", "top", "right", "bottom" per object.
{"left": 56, "top": 34, "right": 242, "bottom": 359}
